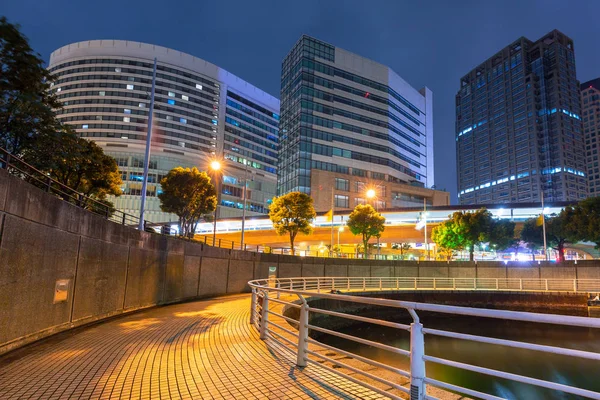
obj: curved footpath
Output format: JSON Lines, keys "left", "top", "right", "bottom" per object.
{"left": 0, "top": 294, "right": 389, "bottom": 400}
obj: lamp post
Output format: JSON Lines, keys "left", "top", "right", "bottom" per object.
{"left": 338, "top": 226, "right": 344, "bottom": 256}
{"left": 210, "top": 160, "right": 221, "bottom": 246}
{"left": 240, "top": 162, "right": 249, "bottom": 250}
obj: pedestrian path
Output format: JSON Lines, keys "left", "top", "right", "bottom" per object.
{"left": 0, "top": 294, "right": 387, "bottom": 399}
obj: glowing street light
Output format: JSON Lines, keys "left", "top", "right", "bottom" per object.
{"left": 210, "top": 160, "right": 222, "bottom": 246}
{"left": 366, "top": 189, "right": 376, "bottom": 199}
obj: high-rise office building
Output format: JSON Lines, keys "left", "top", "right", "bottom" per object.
{"left": 278, "top": 35, "right": 447, "bottom": 212}
{"left": 581, "top": 78, "right": 600, "bottom": 196}
{"left": 456, "top": 30, "right": 587, "bottom": 205}
{"left": 48, "top": 40, "right": 279, "bottom": 222}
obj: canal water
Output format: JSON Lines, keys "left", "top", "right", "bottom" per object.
{"left": 317, "top": 315, "right": 600, "bottom": 399}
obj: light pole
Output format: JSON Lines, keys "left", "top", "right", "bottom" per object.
{"left": 240, "top": 162, "right": 249, "bottom": 250}
{"left": 138, "top": 57, "right": 157, "bottom": 231}
{"left": 210, "top": 160, "right": 221, "bottom": 246}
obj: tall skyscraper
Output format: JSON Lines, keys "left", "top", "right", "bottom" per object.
{"left": 278, "top": 35, "right": 447, "bottom": 212}
{"left": 456, "top": 30, "right": 587, "bottom": 205}
{"left": 581, "top": 78, "right": 600, "bottom": 196}
{"left": 48, "top": 40, "right": 279, "bottom": 222}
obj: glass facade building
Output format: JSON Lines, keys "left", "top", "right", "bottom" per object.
{"left": 278, "top": 36, "right": 439, "bottom": 211}
{"left": 581, "top": 78, "right": 600, "bottom": 196}
{"left": 456, "top": 30, "right": 587, "bottom": 205}
{"left": 48, "top": 40, "right": 279, "bottom": 222}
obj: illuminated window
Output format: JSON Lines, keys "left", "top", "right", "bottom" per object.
{"left": 115, "top": 67, "right": 121, "bottom": 72}
{"left": 168, "top": 91, "right": 175, "bottom": 97}
{"left": 182, "top": 95, "right": 189, "bottom": 101}
{"left": 166, "top": 115, "right": 173, "bottom": 121}
{"left": 99, "top": 91, "right": 106, "bottom": 96}
{"left": 138, "top": 103, "right": 145, "bottom": 108}
{"left": 126, "top": 84, "right": 134, "bottom": 90}
{"left": 167, "top": 99, "right": 175, "bottom": 105}
{"left": 124, "top": 109, "right": 131, "bottom": 114}
{"left": 82, "top": 124, "right": 88, "bottom": 129}
{"left": 56, "top": 87, "right": 61, "bottom": 92}
{"left": 334, "top": 195, "right": 349, "bottom": 208}
{"left": 180, "top": 118, "right": 187, "bottom": 124}
{"left": 123, "top": 117, "right": 130, "bottom": 122}
{"left": 196, "top": 84, "right": 203, "bottom": 90}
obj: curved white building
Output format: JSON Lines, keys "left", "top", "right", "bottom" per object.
{"left": 49, "top": 40, "right": 279, "bottom": 222}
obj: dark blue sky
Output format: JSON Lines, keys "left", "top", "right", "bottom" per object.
{"left": 5, "top": 0, "right": 600, "bottom": 203}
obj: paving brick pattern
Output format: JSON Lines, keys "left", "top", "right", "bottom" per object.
{"left": 0, "top": 294, "right": 388, "bottom": 399}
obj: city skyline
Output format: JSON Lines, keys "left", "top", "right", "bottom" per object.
{"left": 5, "top": 1, "right": 600, "bottom": 203}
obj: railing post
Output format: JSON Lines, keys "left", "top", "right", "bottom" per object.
{"left": 396, "top": 278, "right": 399, "bottom": 290}
{"left": 414, "top": 277, "right": 417, "bottom": 290}
{"left": 410, "top": 317, "right": 426, "bottom": 400}
{"left": 259, "top": 292, "right": 269, "bottom": 340}
{"left": 379, "top": 278, "right": 382, "bottom": 291}
{"left": 363, "top": 278, "right": 366, "bottom": 291}
{"left": 519, "top": 279, "right": 523, "bottom": 291}
{"left": 276, "top": 281, "right": 280, "bottom": 299}
{"left": 474, "top": 279, "right": 477, "bottom": 290}
{"left": 573, "top": 279, "right": 577, "bottom": 293}
{"left": 296, "top": 300, "right": 309, "bottom": 367}
{"left": 317, "top": 279, "right": 320, "bottom": 293}
{"left": 218, "top": 238, "right": 222, "bottom": 247}
{"left": 46, "top": 176, "right": 52, "bottom": 193}
{"left": 453, "top": 278, "right": 456, "bottom": 290}
{"left": 496, "top": 278, "right": 499, "bottom": 290}
{"left": 545, "top": 279, "right": 548, "bottom": 291}
{"left": 433, "top": 278, "right": 436, "bottom": 290}
{"left": 303, "top": 278, "right": 306, "bottom": 291}
{"left": 250, "top": 289, "right": 257, "bottom": 325}
{"left": 347, "top": 278, "right": 350, "bottom": 291}
{"left": 332, "top": 278, "right": 335, "bottom": 291}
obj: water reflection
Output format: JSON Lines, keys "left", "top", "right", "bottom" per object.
{"left": 317, "top": 316, "right": 600, "bottom": 399}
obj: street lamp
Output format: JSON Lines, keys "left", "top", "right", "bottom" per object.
{"left": 365, "top": 187, "right": 381, "bottom": 257}
{"left": 366, "top": 189, "right": 376, "bottom": 200}
{"left": 210, "top": 160, "right": 221, "bottom": 246}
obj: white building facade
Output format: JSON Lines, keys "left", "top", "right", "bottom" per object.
{"left": 49, "top": 40, "right": 279, "bottom": 222}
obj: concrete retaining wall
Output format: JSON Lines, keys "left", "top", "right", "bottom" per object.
{"left": 1, "top": 169, "right": 599, "bottom": 355}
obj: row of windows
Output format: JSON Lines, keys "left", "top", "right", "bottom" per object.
{"left": 227, "top": 91, "right": 279, "bottom": 121}
{"left": 225, "top": 108, "right": 278, "bottom": 135}
{"left": 224, "top": 143, "right": 277, "bottom": 167}
{"left": 297, "top": 72, "right": 422, "bottom": 127}
{"left": 224, "top": 134, "right": 277, "bottom": 158}
{"left": 80, "top": 131, "right": 211, "bottom": 153}
{"left": 224, "top": 125, "right": 277, "bottom": 150}
{"left": 49, "top": 58, "right": 218, "bottom": 90}
{"left": 224, "top": 153, "right": 276, "bottom": 174}
{"left": 225, "top": 117, "right": 278, "bottom": 143}
{"left": 302, "top": 126, "right": 422, "bottom": 168}
{"left": 300, "top": 85, "right": 422, "bottom": 136}
{"left": 226, "top": 99, "right": 278, "bottom": 127}
{"left": 301, "top": 37, "right": 335, "bottom": 62}
{"left": 301, "top": 141, "right": 421, "bottom": 180}
{"left": 298, "top": 57, "right": 422, "bottom": 115}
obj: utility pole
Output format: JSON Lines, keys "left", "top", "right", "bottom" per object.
{"left": 424, "top": 198, "right": 429, "bottom": 261}
{"left": 240, "top": 162, "right": 249, "bottom": 249}
{"left": 138, "top": 57, "right": 157, "bottom": 231}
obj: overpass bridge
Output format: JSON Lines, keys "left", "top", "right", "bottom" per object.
{"left": 189, "top": 202, "right": 571, "bottom": 253}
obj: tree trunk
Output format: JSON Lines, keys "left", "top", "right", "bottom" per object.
{"left": 290, "top": 231, "right": 295, "bottom": 256}
{"left": 531, "top": 248, "right": 535, "bottom": 261}
{"left": 557, "top": 240, "right": 565, "bottom": 262}
{"left": 363, "top": 236, "right": 369, "bottom": 259}
{"left": 469, "top": 245, "right": 474, "bottom": 261}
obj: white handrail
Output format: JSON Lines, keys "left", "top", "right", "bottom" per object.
{"left": 248, "top": 276, "right": 600, "bottom": 399}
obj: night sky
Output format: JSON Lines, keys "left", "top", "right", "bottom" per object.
{"left": 5, "top": 0, "right": 600, "bottom": 203}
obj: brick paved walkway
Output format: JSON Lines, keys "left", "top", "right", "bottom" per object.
{"left": 0, "top": 294, "right": 389, "bottom": 399}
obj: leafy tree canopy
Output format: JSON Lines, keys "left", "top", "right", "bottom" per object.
{"left": 268, "top": 192, "right": 316, "bottom": 255}
{"left": 0, "top": 17, "right": 62, "bottom": 155}
{"left": 571, "top": 197, "right": 600, "bottom": 248}
{"left": 158, "top": 167, "right": 217, "bottom": 238}
{"left": 347, "top": 204, "right": 385, "bottom": 258}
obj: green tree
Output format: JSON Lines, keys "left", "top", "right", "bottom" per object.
{"left": 546, "top": 208, "right": 580, "bottom": 262}
{"left": 347, "top": 204, "right": 385, "bottom": 258}
{"left": 0, "top": 17, "right": 62, "bottom": 156}
{"left": 571, "top": 197, "right": 600, "bottom": 247}
{"left": 392, "top": 242, "right": 412, "bottom": 259}
{"left": 431, "top": 209, "right": 496, "bottom": 261}
{"left": 521, "top": 217, "right": 545, "bottom": 260}
{"left": 158, "top": 167, "right": 217, "bottom": 239}
{"left": 488, "top": 219, "right": 516, "bottom": 251}
{"left": 26, "top": 127, "right": 122, "bottom": 208}
{"left": 268, "top": 192, "right": 316, "bottom": 256}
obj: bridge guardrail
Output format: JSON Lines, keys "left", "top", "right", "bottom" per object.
{"left": 248, "top": 277, "right": 600, "bottom": 399}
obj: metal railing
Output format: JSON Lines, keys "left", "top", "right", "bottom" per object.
{"left": 248, "top": 277, "right": 600, "bottom": 400}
